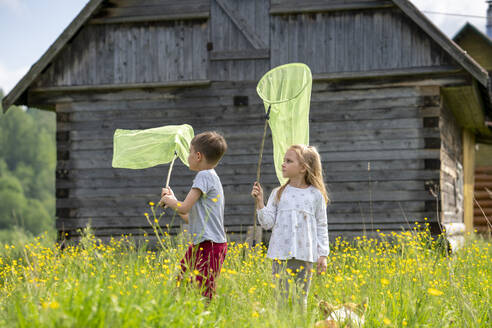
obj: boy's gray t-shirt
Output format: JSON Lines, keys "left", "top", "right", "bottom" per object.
{"left": 189, "top": 169, "right": 227, "bottom": 244}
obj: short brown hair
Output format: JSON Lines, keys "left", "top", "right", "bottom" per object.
{"left": 191, "top": 131, "right": 227, "bottom": 165}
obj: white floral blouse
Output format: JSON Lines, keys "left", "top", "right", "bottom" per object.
{"left": 257, "top": 185, "right": 329, "bottom": 263}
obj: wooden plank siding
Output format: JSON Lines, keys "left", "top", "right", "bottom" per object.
{"left": 33, "top": 4, "right": 461, "bottom": 88}
{"left": 209, "top": 0, "right": 270, "bottom": 81}
{"left": 270, "top": 8, "right": 456, "bottom": 74}
{"left": 34, "top": 21, "right": 209, "bottom": 88}
{"left": 474, "top": 166, "right": 492, "bottom": 234}
{"left": 463, "top": 130, "right": 476, "bottom": 232}
{"left": 54, "top": 81, "right": 442, "bottom": 239}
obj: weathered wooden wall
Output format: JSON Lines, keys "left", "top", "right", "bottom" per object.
{"left": 439, "top": 100, "right": 464, "bottom": 226}
{"left": 34, "top": 21, "right": 209, "bottom": 87}
{"left": 474, "top": 144, "right": 492, "bottom": 233}
{"left": 320, "top": 83, "right": 441, "bottom": 237}
{"left": 270, "top": 8, "right": 455, "bottom": 72}
{"left": 50, "top": 80, "right": 444, "bottom": 240}
{"left": 209, "top": 0, "right": 270, "bottom": 81}
{"left": 33, "top": 3, "right": 457, "bottom": 89}
{"left": 474, "top": 166, "right": 492, "bottom": 234}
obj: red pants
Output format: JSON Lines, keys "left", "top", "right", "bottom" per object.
{"left": 179, "top": 240, "right": 227, "bottom": 299}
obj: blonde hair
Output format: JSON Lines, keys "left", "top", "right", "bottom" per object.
{"left": 276, "top": 144, "right": 329, "bottom": 204}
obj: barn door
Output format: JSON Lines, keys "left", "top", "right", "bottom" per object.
{"left": 209, "top": 0, "right": 270, "bottom": 80}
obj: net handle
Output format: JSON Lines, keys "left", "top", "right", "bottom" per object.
{"left": 164, "top": 150, "right": 178, "bottom": 189}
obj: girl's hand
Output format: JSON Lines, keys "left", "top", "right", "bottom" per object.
{"left": 317, "top": 256, "right": 327, "bottom": 275}
{"left": 251, "top": 182, "right": 264, "bottom": 208}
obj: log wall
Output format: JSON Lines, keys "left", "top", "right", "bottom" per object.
{"left": 54, "top": 80, "right": 441, "bottom": 240}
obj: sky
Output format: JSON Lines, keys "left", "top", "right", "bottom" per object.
{"left": 0, "top": 0, "right": 490, "bottom": 95}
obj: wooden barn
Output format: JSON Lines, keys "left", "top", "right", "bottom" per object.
{"left": 453, "top": 22, "right": 492, "bottom": 235}
{"left": 3, "top": 0, "right": 492, "bottom": 243}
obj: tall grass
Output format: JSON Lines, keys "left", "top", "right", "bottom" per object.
{"left": 0, "top": 222, "right": 490, "bottom": 327}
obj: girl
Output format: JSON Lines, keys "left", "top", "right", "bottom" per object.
{"left": 251, "top": 144, "right": 329, "bottom": 306}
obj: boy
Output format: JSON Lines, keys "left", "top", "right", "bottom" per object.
{"left": 159, "top": 131, "right": 228, "bottom": 299}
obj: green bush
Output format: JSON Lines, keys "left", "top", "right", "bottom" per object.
{"left": 0, "top": 91, "right": 55, "bottom": 237}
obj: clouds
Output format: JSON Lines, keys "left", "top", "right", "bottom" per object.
{"left": 0, "top": 1, "right": 88, "bottom": 96}
{"left": 410, "top": 0, "right": 488, "bottom": 36}
{"left": 411, "top": 0, "right": 486, "bottom": 15}
{"left": 0, "top": 0, "right": 27, "bottom": 15}
{"left": 0, "top": 61, "right": 29, "bottom": 95}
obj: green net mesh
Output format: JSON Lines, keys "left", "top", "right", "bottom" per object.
{"left": 256, "top": 63, "right": 312, "bottom": 184}
{"left": 112, "top": 124, "right": 194, "bottom": 169}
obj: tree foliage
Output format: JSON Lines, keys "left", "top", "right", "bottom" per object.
{"left": 0, "top": 90, "right": 55, "bottom": 236}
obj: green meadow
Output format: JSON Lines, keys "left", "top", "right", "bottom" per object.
{"left": 0, "top": 221, "right": 490, "bottom": 327}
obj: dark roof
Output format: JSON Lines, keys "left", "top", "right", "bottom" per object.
{"left": 453, "top": 22, "right": 492, "bottom": 47}
{"left": 2, "top": 0, "right": 490, "bottom": 112}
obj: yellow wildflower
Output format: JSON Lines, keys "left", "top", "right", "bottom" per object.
{"left": 43, "top": 301, "right": 60, "bottom": 310}
{"left": 428, "top": 288, "right": 443, "bottom": 296}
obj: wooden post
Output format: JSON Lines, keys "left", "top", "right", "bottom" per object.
{"left": 463, "top": 129, "right": 476, "bottom": 233}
